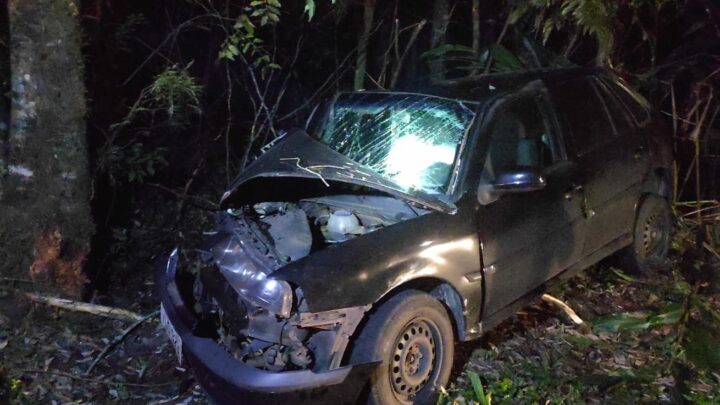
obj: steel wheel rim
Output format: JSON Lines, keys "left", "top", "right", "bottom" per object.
{"left": 642, "top": 212, "right": 668, "bottom": 258}
{"left": 389, "top": 318, "right": 440, "bottom": 401}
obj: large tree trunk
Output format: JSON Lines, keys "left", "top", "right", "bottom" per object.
{"left": 354, "top": 0, "right": 375, "bottom": 90}
{"left": 429, "top": 0, "right": 449, "bottom": 81}
{"left": 1, "top": 0, "right": 93, "bottom": 296}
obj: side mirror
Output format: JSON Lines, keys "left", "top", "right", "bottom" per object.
{"left": 492, "top": 169, "right": 546, "bottom": 193}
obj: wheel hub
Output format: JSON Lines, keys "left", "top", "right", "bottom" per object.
{"left": 391, "top": 320, "right": 436, "bottom": 398}
{"left": 642, "top": 213, "right": 665, "bottom": 257}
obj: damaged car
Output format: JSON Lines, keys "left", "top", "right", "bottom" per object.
{"left": 157, "top": 68, "right": 673, "bottom": 404}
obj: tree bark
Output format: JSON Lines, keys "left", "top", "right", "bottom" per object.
{"left": 471, "top": 0, "right": 480, "bottom": 56}
{"left": 1, "top": 0, "right": 93, "bottom": 296}
{"left": 353, "top": 0, "right": 375, "bottom": 90}
{"left": 470, "top": 0, "right": 480, "bottom": 75}
{"left": 429, "top": 0, "right": 450, "bottom": 81}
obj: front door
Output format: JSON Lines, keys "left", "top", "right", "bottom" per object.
{"left": 476, "top": 91, "right": 587, "bottom": 318}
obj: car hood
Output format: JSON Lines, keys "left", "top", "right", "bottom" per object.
{"left": 220, "top": 130, "right": 457, "bottom": 214}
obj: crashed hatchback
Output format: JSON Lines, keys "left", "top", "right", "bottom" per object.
{"left": 157, "top": 68, "right": 673, "bottom": 404}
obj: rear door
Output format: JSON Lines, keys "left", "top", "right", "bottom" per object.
{"left": 548, "top": 76, "right": 650, "bottom": 255}
{"left": 477, "top": 89, "right": 587, "bottom": 317}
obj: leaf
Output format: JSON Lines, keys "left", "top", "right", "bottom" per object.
{"left": 684, "top": 321, "right": 720, "bottom": 371}
{"left": 491, "top": 44, "right": 525, "bottom": 73}
{"left": 611, "top": 268, "right": 635, "bottom": 282}
{"left": 304, "top": 0, "right": 315, "bottom": 21}
{"left": 468, "top": 371, "right": 491, "bottom": 405}
{"left": 592, "top": 304, "right": 684, "bottom": 333}
{"left": 593, "top": 312, "right": 650, "bottom": 333}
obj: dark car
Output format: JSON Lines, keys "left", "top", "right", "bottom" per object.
{"left": 157, "top": 68, "right": 673, "bottom": 404}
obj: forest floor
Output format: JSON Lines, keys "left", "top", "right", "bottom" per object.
{"left": 1, "top": 231, "right": 718, "bottom": 404}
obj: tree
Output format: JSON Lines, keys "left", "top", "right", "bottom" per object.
{"left": 354, "top": 0, "right": 376, "bottom": 90}
{"left": 429, "top": 0, "right": 450, "bottom": 81}
{"left": 0, "top": 0, "right": 93, "bottom": 296}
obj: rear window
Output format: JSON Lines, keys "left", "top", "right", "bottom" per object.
{"left": 549, "top": 78, "right": 614, "bottom": 156}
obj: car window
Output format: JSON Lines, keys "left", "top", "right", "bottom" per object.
{"left": 480, "top": 96, "right": 557, "bottom": 182}
{"left": 550, "top": 78, "right": 614, "bottom": 156}
{"left": 314, "top": 93, "right": 477, "bottom": 195}
{"left": 606, "top": 78, "right": 651, "bottom": 126}
{"left": 595, "top": 79, "right": 634, "bottom": 134}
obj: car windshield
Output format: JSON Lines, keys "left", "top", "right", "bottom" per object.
{"left": 313, "top": 93, "right": 476, "bottom": 194}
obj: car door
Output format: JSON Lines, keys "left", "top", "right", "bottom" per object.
{"left": 548, "top": 77, "right": 650, "bottom": 255}
{"left": 476, "top": 89, "right": 587, "bottom": 318}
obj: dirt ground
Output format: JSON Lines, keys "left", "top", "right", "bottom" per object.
{"left": 1, "top": 249, "right": 718, "bottom": 404}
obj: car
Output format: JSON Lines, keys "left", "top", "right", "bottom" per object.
{"left": 157, "top": 67, "right": 673, "bottom": 405}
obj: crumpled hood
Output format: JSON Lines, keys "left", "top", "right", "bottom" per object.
{"left": 220, "top": 130, "right": 456, "bottom": 214}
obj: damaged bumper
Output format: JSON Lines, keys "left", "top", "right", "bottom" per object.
{"left": 156, "top": 251, "right": 376, "bottom": 404}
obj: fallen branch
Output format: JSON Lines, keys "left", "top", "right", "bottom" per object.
{"left": 24, "top": 293, "right": 143, "bottom": 322}
{"left": 86, "top": 311, "right": 160, "bottom": 375}
{"left": 703, "top": 242, "right": 720, "bottom": 260}
{"left": 542, "top": 294, "right": 585, "bottom": 326}
{"left": 0, "top": 277, "right": 34, "bottom": 284}
{"left": 22, "top": 369, "right": 175, "bottom": 388}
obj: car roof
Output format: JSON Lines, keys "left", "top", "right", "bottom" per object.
{"left": 414, "top": 67, "right": 609, "bottom": 102}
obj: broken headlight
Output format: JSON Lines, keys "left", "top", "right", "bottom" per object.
{"left": 211, "top": 235, "right": 293, "bottom": 318}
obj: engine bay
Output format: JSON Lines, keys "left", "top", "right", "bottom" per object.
{"left": 189, "top": 194, "right": 429, "bottom": 371}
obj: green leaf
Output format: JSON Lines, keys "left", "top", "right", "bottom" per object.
{"left": 304, "top": 0, "right": 315, "bottom": 21}
{"left": 593, "top": 304, "right": 684, "bottom": 333}
{"left": 611, "top": 268, "right": 635, "bottom": 282}
{"left": 468, "top": 371, "right": 491, "bottom": 405}
{"left": 593, "top": 312, "right": 650, "bottom": 333}
{"left": 491, "top": 44, "right": 525, "bottom": 73}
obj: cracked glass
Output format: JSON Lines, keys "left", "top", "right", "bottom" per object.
{"left": 313, "top": 93, "right": 477, "bottom": 194}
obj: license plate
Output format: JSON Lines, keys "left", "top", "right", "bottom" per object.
{"left": 160, "top": 304, "right": 183, "bottom": 365}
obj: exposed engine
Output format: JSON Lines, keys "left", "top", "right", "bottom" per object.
{"left": 190, "top": 194, "right": 428, "bottom": 371}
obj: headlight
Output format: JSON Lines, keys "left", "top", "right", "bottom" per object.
{"left": 211, "top": 235, "right": 293, "bottom": 318}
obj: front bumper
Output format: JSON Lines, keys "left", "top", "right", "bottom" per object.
{"left": 156, "top": 250, "right": 375, "bottom": 404}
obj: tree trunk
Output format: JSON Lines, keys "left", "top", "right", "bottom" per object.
{"left": 0, "top": 0, "right": 9, "bottom": 163}
{"left": 1, "top": 0, "right": 93, "bottom": 296}
{"left": 470, "top": 0, "right": 480, "bottom": 75}
{"left": 353, "top": 0, "right": 375, "bottom": 90}
{"left": 429, "top": 0, "right": 450, "bottom": 81}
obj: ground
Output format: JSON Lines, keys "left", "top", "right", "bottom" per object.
{"left": 1, "top": 235, "right": 718, "bottom": 404}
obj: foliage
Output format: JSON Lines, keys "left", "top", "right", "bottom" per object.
{"left": 218, "top": 1, "right": 281, "bottom": 73}
{"left": 99, "top": 65, "right": 201, "bottom": 185}
{"left": 509, "top": 0, "right": 616, "bottom": 62}
{"left": 147, "top": 65, "right": 203, "bottom": 120}
{"left": 469, "top": 371, "right": 492, "bottom": 405}
{"left": 444, "top": 218, "right": 720, "bottom": 404}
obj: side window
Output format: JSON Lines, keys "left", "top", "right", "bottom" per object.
{"left": 481, "top": 96, "right": 558, "bottom": 182}
{"left": 606, "top": 78, "right": 651, "bottom": 126}
{"left": 595, "top": 79, "right": 634, "bottom": 134}
{"left": 550, "top": 78, "right": 614, "bottom": 156}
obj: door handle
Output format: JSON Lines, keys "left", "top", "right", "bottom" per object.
{"left": 564, "top": 184, "right": 583, "bottom": 200}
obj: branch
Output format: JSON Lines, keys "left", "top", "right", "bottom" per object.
{"left": 85, "top": 311, "right": 159, "bottom": 375}
{"left": 541, "top": 294, "right": 585, "bottom": 326}
{"left": 25, "top": 293, "right": 143, "bottom": 322}
{"left": 22, "top": 369, "right": 174, "bottom": 388}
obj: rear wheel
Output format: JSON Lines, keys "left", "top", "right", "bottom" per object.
{"left": 620, "top": 195, "right": 673, "bottom": 275}
{"left": 350, "top": 290, "right": 454, "bottom": 405}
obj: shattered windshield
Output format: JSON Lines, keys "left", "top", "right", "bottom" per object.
{"left": 313, "top": 93, "right": 477, "bottom": 194}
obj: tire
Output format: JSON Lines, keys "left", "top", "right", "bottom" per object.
{"left": 350, "top": 290, "right": 455, "bottom": 405}
{"left": 620, "top": 194, "right": 673, "bottom": 275}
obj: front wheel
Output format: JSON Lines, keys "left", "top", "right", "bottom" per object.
{"left": 350, "top": 290, "right": 455, "bottom": 405}
{"left": 620, "top": 194, "right": 673, "bottom": 275}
